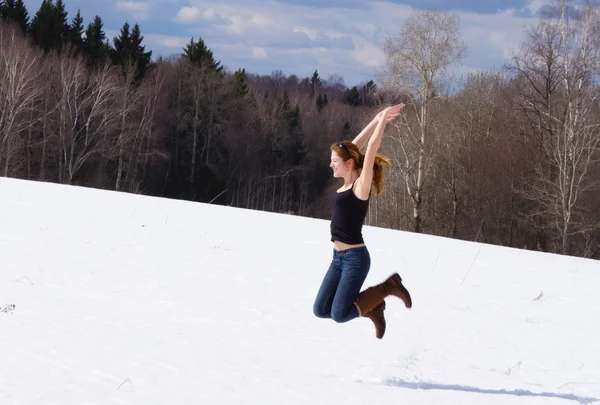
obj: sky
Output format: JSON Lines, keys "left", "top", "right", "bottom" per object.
{"left": 22, "top": 0, "right": 553, "bottom": 86}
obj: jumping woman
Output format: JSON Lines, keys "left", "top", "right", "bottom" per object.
{"left": 313, "top": 103, "right": 412, "bottom": 339}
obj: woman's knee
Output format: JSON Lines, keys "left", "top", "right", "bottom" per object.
{"left": 331, "top": 305, "right": 353, "bottom": 323}
{"left": 313, "top": 299, "right": 330, "bottom": 319}
{"left": 331, "top": 310, "right": 345, "bottom": 323}
{"left": 313, "top": 306, "right": 326, "bottom": 318}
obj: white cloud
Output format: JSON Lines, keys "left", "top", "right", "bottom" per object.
{"left": 222, "top": 15, "right": 250, "bottom": 35}
{"left": 352, "top": 22, "right": 378, "bottom": 40}
{"left": 146, "top": 34, "right": 189, "bottom": 49}
{"left": 250, "top": 14, "right": 271, "bottom": 27}
{"left": 175, "top": 6, "right": 201, "bottom": 22}
{"left": 252, "top": 47, "right": 268, "bottom": 59}
{"left": 459, "top": 9, "right": 537, "bottom": 64}
{"left": 202, "top": 8, "right": 217, "bottom": 20}
{"left": 157, "top": 0, "right": 544, "bottom": 85}
{"left": 524, "top": 0, "right": 553, "bottom": 15}
{"left": 323, "top": 30, "right": 345, "bottom": 39}
{"left": 115, "top": 0, "right": 152, "bottom": 20}
{"left": 350, "top": 36, "right": 384, "bottom": 68}
{"left": 293, "top": 26, "right": 317, "bottom": 40}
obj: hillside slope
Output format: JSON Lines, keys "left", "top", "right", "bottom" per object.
{"left": 1, "top": 177, "right": 599, "bottom": 404}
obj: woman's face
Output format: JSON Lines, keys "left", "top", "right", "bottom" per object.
{"left": 330, "top": 151, "right": 350, "bottom": 178}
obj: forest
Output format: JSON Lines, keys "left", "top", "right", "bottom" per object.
{"left": 1, "top": 0, "right": 600, "bottom": 259}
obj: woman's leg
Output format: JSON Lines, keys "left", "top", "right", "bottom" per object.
{"left": 313, "top": 252, "right": 343, "bottom": 319}
{"left": 329, "top": 247, "right": 371, "bottom": 323}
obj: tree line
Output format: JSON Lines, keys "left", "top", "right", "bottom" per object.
{"left": 1, "top": 0, "right": 599, "bottom": 259}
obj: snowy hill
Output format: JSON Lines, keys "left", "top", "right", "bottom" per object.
{"left": 1, "top": 176, "right": 599, "bottom": 405}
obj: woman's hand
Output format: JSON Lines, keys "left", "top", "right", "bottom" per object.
{"left": 380, "top": 103, "right": 405, "bottom": 122}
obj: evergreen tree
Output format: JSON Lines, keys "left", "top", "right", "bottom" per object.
{"left": 361, "top": 80, "right": 378, "bottom": 107}
{"left": 316, "top": 93, "right": 328, "bottom": 111}
{"left": 310, "top": 69, "right": 321, "bottom": 96}
{"left": 0, "top": 0, "right": 30, "bottom": 33}
{"left": 83, "top": 15, "right": 109, "bottom": 66}
{"left": 183, "top": 37, "right": 222, "bottom": 72}
{"left": 232, "top": 68, "right": 257, "bottom": 107}
{"left": 288, "top": 104, "right": 305, "bottom": 165}
{"left": 54, "top": 0, "right": 68, "bottom": 35}
{"left": 341, "top": 121, "right": 352, "bottom": 137}
{"left": 0, "top": 0, "right": 13, "bottom": 20}
{"left": 111, "top": 21, "right": 152, "bottom": 82}
{"left": 67, "top": 9, "right": 84, "bottom": 55}
{"left": 129, "top": 23, "right": 152, "bottom": 79}
{"left": 233, "top": 68, "right": 249, "bottom": 98}
{"left": 28, "top": 0, "right": 53, "bottom": 51}
{"left": 345, "top": 86, "right": 360, "bottom": 106}
{"left": 29, "top": 0, "right": 69, "bottom": 53}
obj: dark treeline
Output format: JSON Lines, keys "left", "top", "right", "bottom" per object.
{"left": 1, "top": 0, "right": 599, "bottom": 259}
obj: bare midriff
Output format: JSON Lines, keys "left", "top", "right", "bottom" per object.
{"left": 333, "top": 240, "right": 366, "bottom": 251}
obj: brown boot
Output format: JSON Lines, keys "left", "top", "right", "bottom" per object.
{"left": 385, "top": 273, "right": 412, "bottom": 308}
{"left": 363, "top": 300, "right": 386, "bottom": 339}
{"left": 354, "top": 272, "right": 412, "bottom": 316}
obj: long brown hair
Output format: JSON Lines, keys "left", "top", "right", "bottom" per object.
{"left": 331, "top": 141, "right": 391, "bottom": 196}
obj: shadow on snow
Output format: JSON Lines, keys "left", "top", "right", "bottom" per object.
{"left": 383, "top": 378, "right": 599, "bottom": 405}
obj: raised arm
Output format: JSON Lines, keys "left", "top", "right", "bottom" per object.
{"left": 354, "top": 104, "right": 404, "bottom": 200}
{"left": 351, "top": 114, "right": 381, "bottom": 150}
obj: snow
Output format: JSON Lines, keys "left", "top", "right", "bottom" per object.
{"left": 1, "top": 176, "right": 599, "bottom": 405}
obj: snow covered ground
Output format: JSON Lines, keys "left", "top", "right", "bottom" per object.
{"left": 1, "top": 176, "right": 600, "bottom": 405}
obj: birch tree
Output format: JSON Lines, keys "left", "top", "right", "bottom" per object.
{"left": 0, "top": 24, "right": 43, "bottom": 176}
{"left": 121, "top": 62, "right": 168, "bottom": 191}
{"left": 509, "top": 0, "right": 600, "bottom": 255}
{"left": 379, "top": 9, "right": 467, "bottom": 232}
{"left": 52, "top": 52, "right": 118, "bottom": 184}
{"left": 112, "top": 59, "right": 140, "bottom": 191}
{"left": 440, "top": 71, "right": 505, "bottom": 238}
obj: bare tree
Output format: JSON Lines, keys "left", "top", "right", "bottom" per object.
{"left": 378, "top": 9, "right": 467, "bottom": 232}
{"left": 50, "top": 51, "right": 118, "bottom": 185}
{"left": 0, "top": 24, "right": 43, "bottom": 176}
{"left": 187, "top": 61, "right": 205, "bottom": 186}
{"left": 179, "top": 60, "right": 224, "bottom": 188}
{"left": 508, "top": 0, "right": 600, "bottom": 255}
{"left": 133, "top": 62, "right": 170, "bottom": 190}
{"left": 112, "top": 60, "right": 141, "bottom": 191}
{"left": 112, "top": 65, "right": 171, "bottom": 193}
{"left": 437, "top": 71, "right": 506, "bottom": 238}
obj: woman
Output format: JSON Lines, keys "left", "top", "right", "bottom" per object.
{"left": 313, "top": 103, "right": 412, "bottom": 339}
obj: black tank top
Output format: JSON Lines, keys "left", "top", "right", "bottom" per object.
{"left": 330, "top": 182, "right": 370, "bottom": 244}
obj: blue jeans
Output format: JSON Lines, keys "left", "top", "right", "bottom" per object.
{"left": 313, "top": 246, "right": 371, "bottom": 323}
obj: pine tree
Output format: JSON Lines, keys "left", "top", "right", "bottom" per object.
{"left": 288, "top": 104, "right": 305, "bottom": 166}
{"left": 345, "top": 86, "right": 361, "bottom": 106}
{"left": 67, "top": 9, "right": 84, "bottom": 55}
{"left": 310, "top": 70, "right": 321, "bottom": 96}
{"left": 341, "top": 121, "right": 352, "bottom": 137}
{"left": 0, "top": 0, "right": 14, "bottom": 20}
{"left": 54, "top": 0, "right": 68, "bottom": 36}
{"left": 83, "top": 15, "right": 109, "bottom": 66}
{"left": 0, "top": 0, "right": 30, "bottom": 33}
{"left": 183, "top": 37, "right": 222, "bottom": 72}
{"left": 129, "top": 23, "right": 152, "bottom": 79}
{"left": 316, "top": 93, "right": 328, "bottom": 111}
{"left": 111, "top": 21, "right": 152, "bottom": 82}
{"left": 28, "top": 0, "right": 53, "bottom": 51}
{"left": 233, "top": 68, "right": 248, "bottom": 97}
{"left": 361, "top": 80, "right": 378, "bottom": 107}
{"left": 29, "top": 0, "right": 69, "bottom": 53}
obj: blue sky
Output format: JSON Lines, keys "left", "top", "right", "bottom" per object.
{"left": 23, "top": 0, "right": 552, "bottom": 87}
